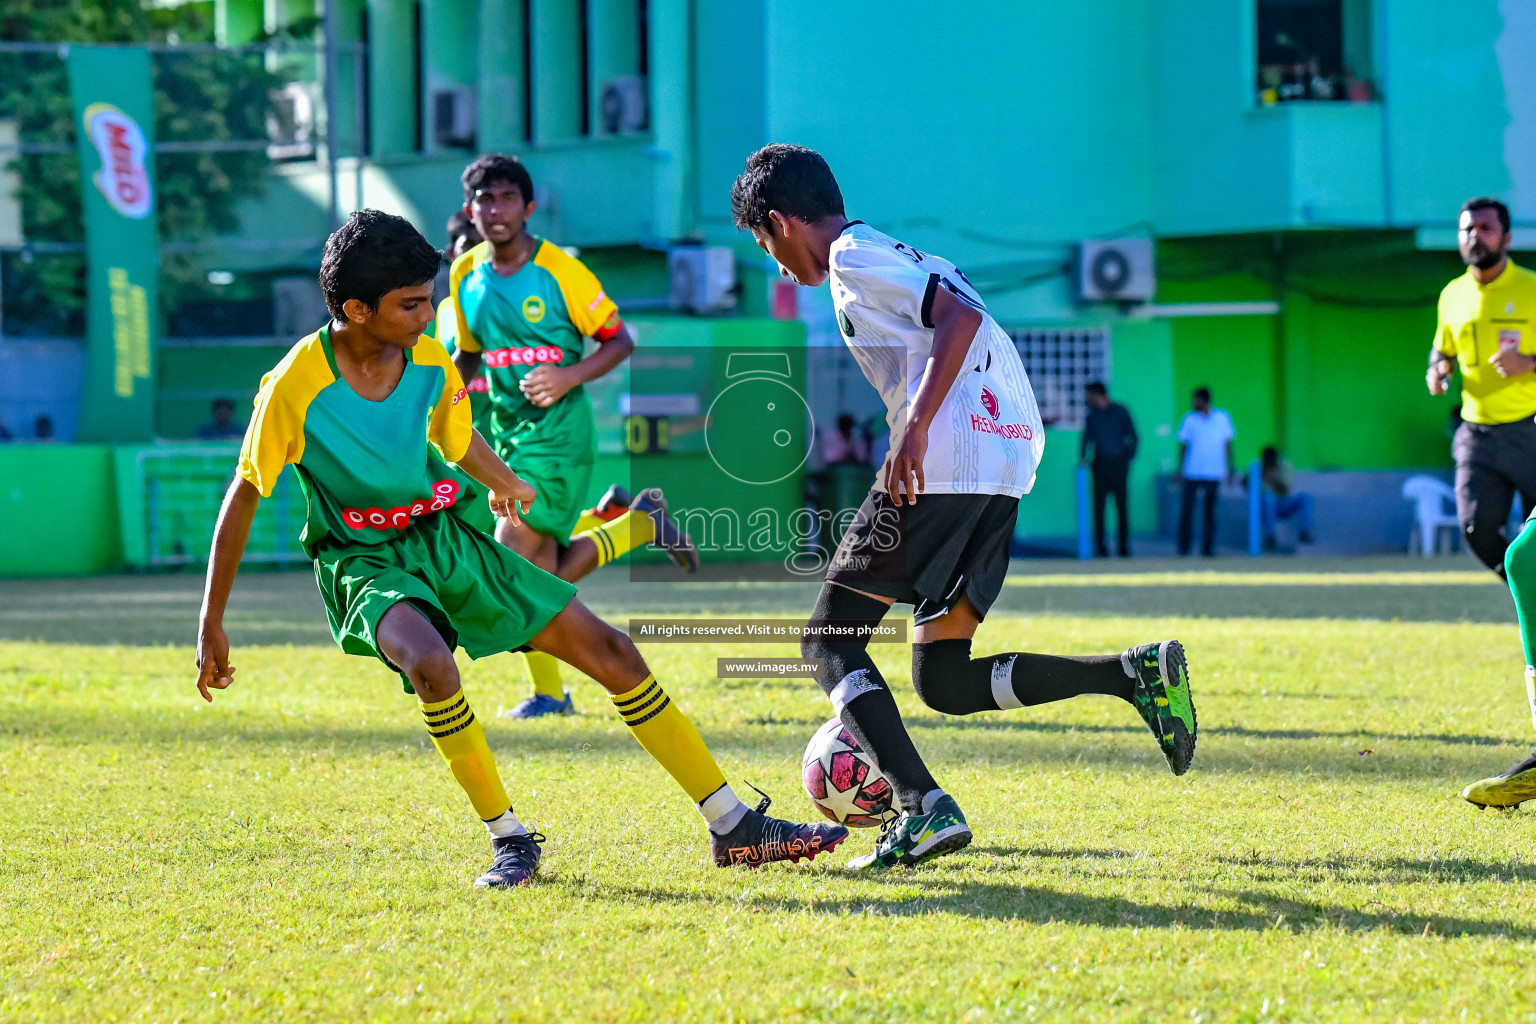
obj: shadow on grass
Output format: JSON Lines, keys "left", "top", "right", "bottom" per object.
{"left": 586, "top": 868, "right": 1535, "bottom": 937}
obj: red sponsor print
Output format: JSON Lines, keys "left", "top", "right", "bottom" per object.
{"left": 342, "top": 478, "right": 461, "bottom": 531}
{"left": 449, "top": 387, "right": 469, "bottom": 405}
{"left": 980, "top": 385, "right": 1000, "bottom": 419}
{"left": 467, "top": 377, "right": 490, "bottom": 393}
{"left": 969, "top": 412, "right": 1034, "bottom": 440}
{"left": 483, "top": 345, "right": 563, "bottom": 369}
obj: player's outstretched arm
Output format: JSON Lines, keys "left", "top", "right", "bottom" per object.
{"left": 196, "top": 477, "right": 261, "bottom": 702}
{"left": 456, "top": 428, "right": 537, "bottom": 524}
{"left": 886, "top": 286, "right": 983, "bottom": 505}
{"left": 520, "top": 323, "right": 635, "bottom": 408}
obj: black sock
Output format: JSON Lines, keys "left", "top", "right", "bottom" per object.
{"left": 803, "top": 584, "right": 939, "bottom": 814}
{"left": 912, "top": 639, "right": 1133, "bottom": 716}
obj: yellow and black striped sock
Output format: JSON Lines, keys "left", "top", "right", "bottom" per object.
{"left": 420, "top": 689, "right": 523, "bottom": 836}
{"left": 611, "top": 675, "right": 744, "bottom": 830}
{"left": 576, "top": 509, "right": 657, "bottom": 568}
{"left": 571, "top": 509, "right": 605, "bottom": 535}
{"left": 523, "top": 651, "right": 565, "bottom": 700}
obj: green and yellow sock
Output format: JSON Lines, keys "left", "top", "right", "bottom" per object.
{"left": 610, "top": 675, "right": 746, "bottom": 832}
{"left": 576, "top": 509, "right": 657, "bottom": 568}
{"left": 523, "top": 650, "right": 565, "bottom": 701}
{"left": 420, "top": 689, "right": 524, "bottom": 837}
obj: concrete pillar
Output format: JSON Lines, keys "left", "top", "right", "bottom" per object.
{"left": 530, "top": 0, "right": 581, "bottom": 143}
{"left": 478, "top": 0, "right": 527, "bottom": 149}
{"left": 366, "top": 0, "right": 418, "bottom": 155}
{"left": 588, "top": 0, "right": 639, "bottom": 131}
{"left": 420, "top": 0, "right": 477, "bottom": 153}
{"left": 647, "top": 0, "right": 693, "bottom": 242}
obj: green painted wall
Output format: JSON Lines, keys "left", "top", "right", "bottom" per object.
{"left": 0, "top": 446, "right": 122, "bottom": 576}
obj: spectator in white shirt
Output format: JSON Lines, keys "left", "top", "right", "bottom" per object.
{"left": 1176, "top": 387, "right": 1235, "bottom": 557}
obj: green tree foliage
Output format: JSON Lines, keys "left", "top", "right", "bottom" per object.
{"left": 0, "top": 0, "right": 288, "bottom": 332}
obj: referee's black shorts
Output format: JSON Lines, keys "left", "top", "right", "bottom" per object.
{"left": 824, "top": 488, "right": 1018, "bottom": 625}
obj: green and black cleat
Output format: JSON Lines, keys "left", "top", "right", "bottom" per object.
{"left": 845, "top": 794, "right": 972, "bottom": 872}
{"left": 1462, "top": 751, "right": 1536, "bottom": 809}
{"left": 1123, "top": 640, "right": 1197, "bottom": 776}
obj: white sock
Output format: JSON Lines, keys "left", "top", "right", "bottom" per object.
{"left": 700, "top": 783, "right": 750, "bottom": 835}
{"left": 920, "top": 788, "right": 947, "bottom": 815}
{"left": 1526, "top": 666, "right": 1536, "bottom": 732}
{"left": 484, "top": 807, "right": 529, "bottom": 839}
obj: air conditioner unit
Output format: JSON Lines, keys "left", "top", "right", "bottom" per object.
{"left": 273, "top": 276, "right": 330, "bottom": 336}
{"left": 599, "top": 76, "right": 647, "bottom": 135}
{"left": 433, "top": 87, "right": 477, "bottom": 149}
{"left": 1077, "top": 238, "right": 1155, "bottom": 303}
{"left": 668, "top": 246, "right": 736, "bottom": 314}
{"left": 266, "top": 82, "right": 316, "bottom": 161}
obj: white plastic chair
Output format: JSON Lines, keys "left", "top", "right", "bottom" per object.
{"left": 1401, "top": 475, "right": 1458, "bottom": 556}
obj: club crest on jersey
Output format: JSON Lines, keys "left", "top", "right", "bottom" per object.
{"left": 522, "top": 295, "right": 546, "bottom": 323}
{"left": 979, "top": 386, "right": 1000, "bottom": 420}
{"left": 1501, "top": 329, "right": 1522, "bottom": 349}
{"left": 82, "top": 103, "right": 152, "bottom": 219}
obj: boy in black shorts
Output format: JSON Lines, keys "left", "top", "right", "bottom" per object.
{"left": 732, "top": 145, "right": 1197, "bottom": 870}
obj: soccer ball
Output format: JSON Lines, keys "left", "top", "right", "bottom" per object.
{"left": 801, "top": 718, "right": 894, "bottom": 828}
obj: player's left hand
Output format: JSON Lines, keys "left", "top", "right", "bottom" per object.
{"left": 194, "top": 622, "right": 235, "bottom": 703}
{"left": 885, "top": 427, "right": 928, "bottom": 506}
{"left": 520, "top": 365, "right": 579, "bottom": 407}
{"left": 1489, "top": 349, "right": 1536, "bottom": 378}
{"left": 488, "top": 473, "right": 537, "bottom": 524}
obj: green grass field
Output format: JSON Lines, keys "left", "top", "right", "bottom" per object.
{"left": 4, "top": 558, "right": 1536, "bottom": 1022}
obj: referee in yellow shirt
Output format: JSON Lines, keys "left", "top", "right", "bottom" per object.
{"left": 1428, "top": 196, "right": 1536, "bottom": 579}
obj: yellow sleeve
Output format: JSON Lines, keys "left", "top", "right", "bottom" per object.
{"left": 236, "top": 334, "right": 332, "bottom": 497}
{"left": 417, "top": 336, "right": 474, "bottom": 462}
{"left": 434, "top": 296, "right": 458, "bottom": 352}
{"left": 448, "top": 245, "right": 485, "bottom": 353}
{"left": 238, "top": 376, "right": 304, "bottom": 498}
{"left": 540, "top": 244, "right": 621, "bottom": 337}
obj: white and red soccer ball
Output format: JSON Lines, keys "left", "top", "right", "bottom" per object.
{"left": 801, "top": 718, "right": 893, "bottom": 828}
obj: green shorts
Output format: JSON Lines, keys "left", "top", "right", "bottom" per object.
{"left": 495, "top": 440, "right": 594, "bottom": 544}
{"left": 312, "top": 510, "right": 578, "bottom": 692}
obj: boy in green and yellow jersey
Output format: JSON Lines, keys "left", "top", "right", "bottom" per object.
{"left": 194, "top": 210, "right": 845, "bottom": 888}
{"left": 450, "top": 155, "right": 698, "bottom": 720}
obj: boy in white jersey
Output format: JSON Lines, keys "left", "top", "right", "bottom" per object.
{"left": 732, "top": 145, "right": 1198, "bottom": 870}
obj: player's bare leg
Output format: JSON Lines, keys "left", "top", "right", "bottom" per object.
{"left": 376, "top": 602, "right": 542, "bottom": 887}
{"left": 526, "top": 599, "right": 847, "bottom": 866}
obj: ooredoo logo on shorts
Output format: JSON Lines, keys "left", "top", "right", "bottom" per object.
{"left": 82, "top": 103, "right": 152, "bottom": 220}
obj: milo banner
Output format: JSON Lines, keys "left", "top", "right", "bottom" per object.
{"left": 67, "top": 46, "right": 157, "bottom": 442}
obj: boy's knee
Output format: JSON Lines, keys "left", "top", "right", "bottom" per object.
{"left": 911, "top": 639, "right": 981, "bottom": 716}
{"left": 408, "top": 648, "right": 460, "bottom": 698}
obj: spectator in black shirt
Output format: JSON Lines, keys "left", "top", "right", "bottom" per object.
{"left": 1080, "top": 381, "right": 1138, "bottom": 557}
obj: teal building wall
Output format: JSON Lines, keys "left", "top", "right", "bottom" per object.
{"left": 187, "top": 1, "right": 1536, "bottom": 506}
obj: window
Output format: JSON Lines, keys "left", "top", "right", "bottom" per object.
{"left": 1008, "top": 329, "right": 1110, "bottom": 430}
{"left": 1255, "top": 0, "right": 1373, "bottom": 105}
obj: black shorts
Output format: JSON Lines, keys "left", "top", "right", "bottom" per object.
{"left": 824, "top": 489, "right": 1019, "bottom": 625}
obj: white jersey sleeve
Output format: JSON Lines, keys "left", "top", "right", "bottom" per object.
{"left": 828, "top": 222, "right": 1044, "bottom": 499}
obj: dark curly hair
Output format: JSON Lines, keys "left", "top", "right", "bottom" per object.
{"left": 318, "top": 209, "right": 442, "bottom": 319}
{"left": 462, "top": 153, "right": 535, "bottom": 204}
{"left": 731, "top": 144, "right": 845, "bottom": 233}
{"left": 1462, "top": 195, "right": 1511, "bottom": 234}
